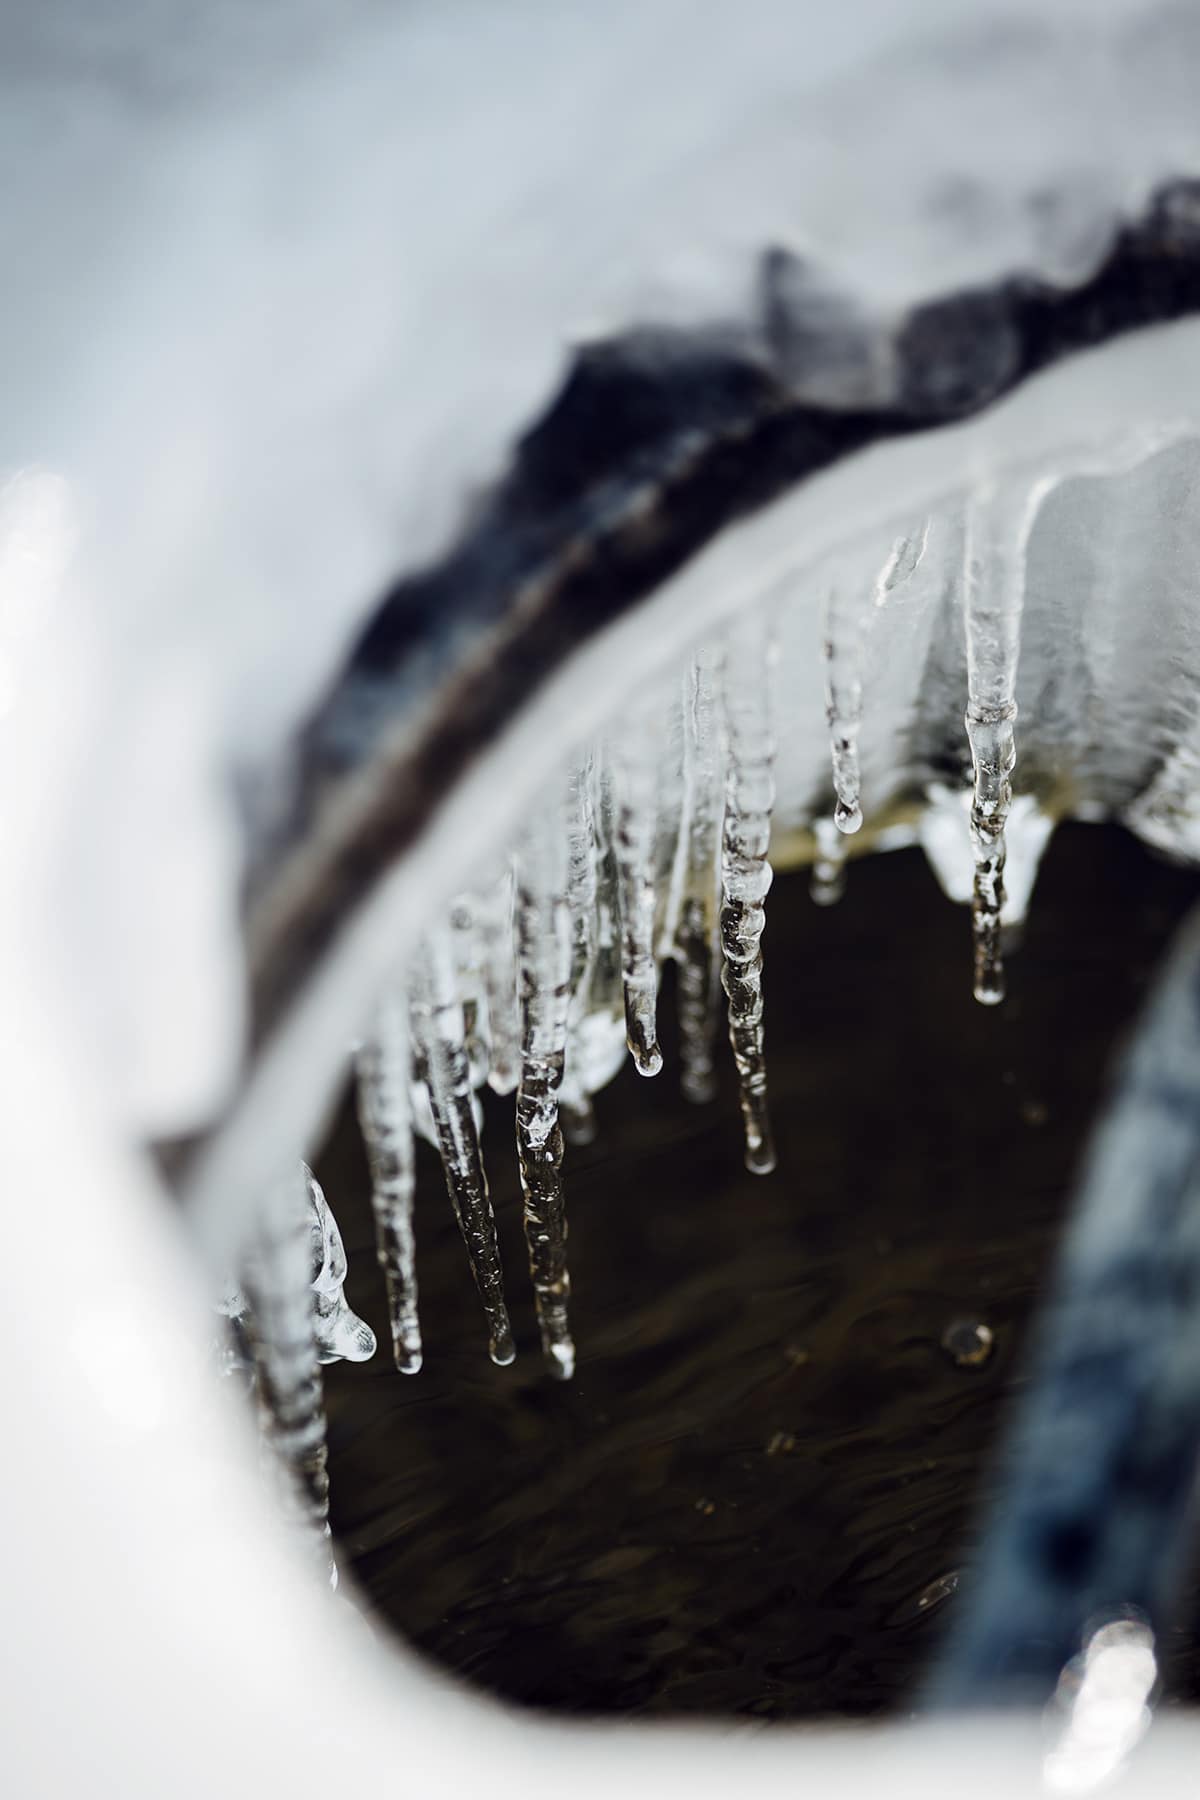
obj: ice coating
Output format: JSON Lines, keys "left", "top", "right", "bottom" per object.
{"left": 514, "top": 794, "right": 576, "bottom": 1379}
{"left": 355, "top": 993, "right": 423, "bottom": 1374}
{"left": 409, "top": 929, "right": 515, "bottom": 1366}
{"left": 719, "top": 619, "right": 778, "bottom": 1175}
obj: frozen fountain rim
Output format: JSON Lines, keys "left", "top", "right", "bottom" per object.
{"left": 174, "top": 183, "right": 1200, "bottom": 1261}
{"left": 242, "top": 180, "right": 1200, "bottom": 1049}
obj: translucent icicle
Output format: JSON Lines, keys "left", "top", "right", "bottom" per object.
{"left": 652, "top": 680, "right": 689, "bottom": 958}
{"left": 720, "top": 621, "right": 777, "bottom": 1175}
{"left": 565, "top": 759, "right": 630, "bottom": 1104}
{"left": 355, "top": 992, "right": 423, "bottom": 1373}
{"left": 671, "top": 648, "right": 726, "bottom": 1104}
{"left": 410, "top": 931, "right": 515, "bottom": 1365}
{"left": 962, "top": 481, "right": 1047, "bottom": 1005}
{"left": 611, "top": 727, "right": 664, "bottom": 1076}
{"left": 241, "top": 1163, "right": 334, "bottom": 1578}
{"left": 560, "top": 756, "right": 601, "bottom": 1139}
{"left": 448, "top": 896, "right": 491, "bottom": 1089}
{"left": 474, "top": 867, "right": 520, "bottom": 1095}
{"left": 566, "top": 760, "right": 600, "bottom": 1007}
{"left": 514, "top": 795, "right": 576, "bottom": 1379}
{"left": 810, "top": 814, "right": 848, "bottom": 906}
{"left": 822, "top": 573, "right": 868, "bottom": 836}
{"left": 308, "top": 1176, "right": 378, "bottom": 1365}
{"left": 822, "top": 525, "right": 929, "bottom": 837}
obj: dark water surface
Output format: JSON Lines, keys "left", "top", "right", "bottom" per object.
{"left": 318, "top": 826, "right": 1200, "bottom": 1719}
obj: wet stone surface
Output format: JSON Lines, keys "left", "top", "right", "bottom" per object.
{"left": 318, "top": 825, "right": 1200, "bottom": 1720}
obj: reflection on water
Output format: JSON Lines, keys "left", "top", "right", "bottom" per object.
{"left": 318, "top": 827, "right": 1200, "bottom": 1719}
{"left": 1044, "top": 1617, "right": 1158, "bottom": 1793}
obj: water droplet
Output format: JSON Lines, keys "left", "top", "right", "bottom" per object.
{"left": 941, "top": 1318, "right": 995, "bottom": 1368}
{"left": 916, "top": 1570, "right": 960, "bottom": 1613}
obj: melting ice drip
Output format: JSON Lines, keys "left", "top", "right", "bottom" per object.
{"left": 230, "top": 437, "right": 1200, "bottom": 1548}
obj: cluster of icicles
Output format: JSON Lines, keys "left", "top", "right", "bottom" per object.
{"left": 225, "top": 443, "right": 1197, "bottom": 1564}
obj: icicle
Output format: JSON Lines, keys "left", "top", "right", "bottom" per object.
{"left": 308, "top": 1175, "right": 378, "bottom": 1365}
{"left": 410, "top": 930, "right": 515, "bottom": 1365}
{"left": 720, "top": 620, "right": 777, "bottom": 1174}
{"left": 822, "top": 574, "right": 867, "bottom": 836}
{"left": 514, "top": 793, "right": 576, "bottom": 1379}
{"left": 652, "top": 679, "right": 689, "bottom": 958}
{"left": 473, "top": 867, "right": 520, "bottom": 1095}
{"left": 810, "top": 814, "right": 848, "bottom": 906}
{"left": 240, "top": 1163, "right": 334, "bottom": 1579}
{"left": 611, "top": 726, "right": 664, "bottom": 1076}
{"left": 560, "top": 755, "right": 601, "bottom": 1136}
{"left": 356, "top": 991, "right": 423, "bottom": 1373}
{"left": 557, "top": 756, "right": 630, "bottom": 1112}
{"left": 962, "top": 481, "right": 1047, "bottom": 1005}
{"left": 822, "top": 524, "right": 929, "bottom": 838}
{"left": 670, "top": 647, "right": 725, "bottom": 1104}
{"left": 448, "top": 896, "right": 491, "bottom": 1089}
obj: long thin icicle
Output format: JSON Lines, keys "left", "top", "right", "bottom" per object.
{"left": 962, "top": 481, "right": 1047, "bottom": 1005}
{"left": 473, "top": 866, "right": 520, "bottom": 1095}
{"left": 241, "top": 1163, "right": 334, "bottom": 1579}
{"left": 410, "top": 930, "right": 515, "bottom": 1365}
{"left": 611, "top": 726, "right": 664, "bottom": 1076}
{"left": 822, "top": 525, "right": 929, "bottom": 838}
{"left": 355, "top": 991, "right": 423, "bottom": 1374}
{"left": 720, "top": 620, "right": 777, "bottom": 1174}
{"left": 449, "top": 895, "right": 491, "bottom": 1089}
{"left": 514, "top": 793, "right": 576, "bottom": 1379}
{"left": 560, "top": 756, "right": 601, "bottom": 1143}
{"left": 672, "top": 646, "right": 726, "bottom": 1104}
{"left": 822, "top": 574, "right": 869, "bottom": 837}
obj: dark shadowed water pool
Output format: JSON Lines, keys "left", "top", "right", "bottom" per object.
{"left": 317, "top": 825, "right": 1200, "bottom": 1720}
